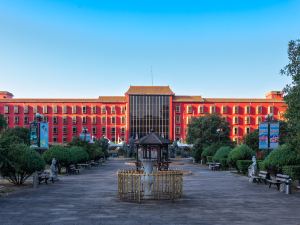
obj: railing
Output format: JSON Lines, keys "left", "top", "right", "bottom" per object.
{"left": 118, "top": 169, "right": 183, "bottom": 203}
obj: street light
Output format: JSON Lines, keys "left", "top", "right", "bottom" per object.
{"left": 216, "top": 128, "right": 223, "bottom": 143}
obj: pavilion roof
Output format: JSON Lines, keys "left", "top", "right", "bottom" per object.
{"left": 137, "top": 132, "right": 170, "bottom": 145}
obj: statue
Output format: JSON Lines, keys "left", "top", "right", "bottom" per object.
{"left": 248, "top": 156, "right": 257, "bottom": 182}
{"left": 50, "top": 158, "right": 58, "bottom": 182}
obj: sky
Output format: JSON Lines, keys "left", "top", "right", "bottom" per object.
{"left": 0, "top": 0, "right": 299, "bottom": 98}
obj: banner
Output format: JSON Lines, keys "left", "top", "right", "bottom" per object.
{"left": 259, "top": 123, "right": 268, "bottom": 149}
{"left": 39, "top": 122, "right": 49, "bottom": 149}
{"left": 30, "top": 122, "right": 39, "bottom": 147}
{"left": 269, "top": 122, "right": 279, "bottom": 149}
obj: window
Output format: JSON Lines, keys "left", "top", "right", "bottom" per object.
{"left": 101, "top": 106, "right": 106, "bottom": 114}
{"left": 43, "top": 106, "right": 48, "bottom": 114}
{"left": 63, "top": 105, "right": 67, "bottom": 114}
{"left": 63, "top": 136, "right": 67, "bottom": 143}
{"left": 244, "top": 116, "right": 251, "bottom": 125}
{"left": 82, "top": 106, "right": 87, "bottom": 114}
{"left": 63, "top": 116, "right": 68, "bottom": 125}
{"left": 245, "top": 127, "right": 251, "bottom": 135}
{"left": 24, "top": 106, "right": 29, "bottom": 114}
{"left": 198, "top": 105, "right": 204, "bottom": 114}
{"left": 14, "top": 116, "right": 19, "bottom": 124}
{"left": 256, "top": 106, "right": 262, "bottom": 114}
{"left": 111, "top": 116, "right": 116, "bottom": 124}
{"left": 92, "top": 106, "right": 97, "bottom": 114}
{"left": 245, "top": 106, "right": 251, "bottom": 114}
{"left": 187, "top": 105, "right": 193, "bottom": 114}
{"left": 53, "top": 127, "right": 58, "bottom": 134}
{"left": 14, "top": 106, "right": 19, "bottom": 114}
{"left": 121, "top": 106, "right": 126, "bottom": 114}
{"left": 33, "top": 106, "right": 38, "bottom": 114}
{"left": 233, "top": 106, "right": 239, "bottom": 114}
{"left": 111, "top": 106, "right": 116, "bottom": 114}
{"left": 72, "top": 126, "right": 77, "bottom": 134}
{"left": 111, "top": 127, "right": 116, "bottom": 135}
{"left": 72, "top": 106, "right": 77, "bottom": 114}
{"left": 102, "top": 116, "right": 106, "bottom": 124}
{"left": 121, "top": 116, "right": 125, "bottom": 124}
{"left": 52, "top": 136, "right": 57, "bottom": 143}
{"left": 268, "top": 106, "right": 274, "bottom": 114}
{"left": 175, "top": 105, "right": 181, "bottom": 113}
{"left": 102, "top": 127, "right": 106, "bottom": 135}
{"left": 4, "top": 105, "right": 9, "bottom": 114}
{"left": 233, "top": 137, "right": 239, "bottom": 144}
{"left": 175, "top": 126, "right": 181, "bottom": 135}
{"left": 82, "top": 116, "right": 87, "bottom": 124}
{"left": 210, "top": 105, "right": 216, "bottom": 114}
{"left": 63, "top": 126, "right": 67, "bottom": 135}
{"left": 53, "top": 105, "right": 58, "bottom": 114}
{"left": 92, "top": 127, "right": 97, "bottom": 135}
{"left": 121, "top": 127, "right": 125, "bottom": 135}
{"left": 233, "top": 116, "right": 239, "bottom": 125}
{"left": 24, "top": 116, "right": 29, "bottom": 125}
{"left": 256, "top": 116, "right": 262, "bottom": 125}
{"left": 53, "top": 116, "right": 58, "bottom": 124}
{"left": 233, "top": 127, "right": 239, "bottom": 135}
{"left": 43, "top": 116, "right": 48, "bottom": 123}
{"left": 4, "top": 116, "right": 9, "bottom": 124}
{"left": 92, "top": 116, "right": 97, "bottom": 124}
{"left": 186, "top": 116, "right": 192, "bottom": 124}
{"left": 175, "top": 115, "right": 181, "bottom": 124}
{"left": 72, "top": 116, "right": 77, "bottom": 124}
{"left": 222, "top": 105, "right": 228, "bottom": 114}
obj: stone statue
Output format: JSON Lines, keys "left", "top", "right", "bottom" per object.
{"left": 50, "top": 158, "right": 58, "bottom": 182}
{"left": 248, "top": 156, "right": 257, "bottom": 182}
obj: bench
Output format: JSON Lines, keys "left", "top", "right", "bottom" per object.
{"left": 268, "top": 174, "right": 291, "bottom": 191}
{"left": 68, "top": 165, "right": 80, "bottom": 175}
{"left": 38, "top": 171, "right": 50, "bottom": 184}
{"left": 208, "top": 162, "right": 221, "bottom": 171}
{"left": 252, "top": 171, "right": 269, "bottom": 184}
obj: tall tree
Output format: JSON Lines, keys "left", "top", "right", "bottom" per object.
{"left": 0, "top": 114, "right": 7, "bottom": 133}
{"left": 281, "top": 39, "right": 300, "bottom": 152}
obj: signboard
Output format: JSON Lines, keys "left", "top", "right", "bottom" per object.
{"left": 259, "top": 123, "right": 268, "bottom": 149}
{"left": 30, "top": 122, "right": 39, "bottom": 147}
{"left": 269, "top": 122, "right": 279, "bottom": 149}
{"left": 80, "top": 133, "right": 91, "bottom": 142}
{"left": 39, "top": 122, "right": 49, "bottom": 149}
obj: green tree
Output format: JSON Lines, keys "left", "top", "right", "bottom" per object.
{"left": 243, "top": 130, "right": 259, "bottom": 152}
{"left": 0, "top": 127, "right": 30, "bottom": 148}
{"left": 0, "top": 114, "right": 7, "bottom": 133}
{"left": 227, "top": 144, "right": 255, "bottom": 169}
{"left": 281, "top": 39, "right": 300, "bottom": 152}
{"left": 186, "top": 114, "right": 232, "bottom": 162}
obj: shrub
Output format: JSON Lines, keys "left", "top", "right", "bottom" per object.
{"left": 282, "top": 165, "right": 300, "bottom": 180}
{"left": 69, "top": 146, "right": 89, "bottom": 164}
{"left": 227, "top": 144, "right": 255, "bottom": 168}
{"left": 43, "top": 146, "right": 71, "bottom": 168}
{"left": 212, "top": 146, "right": 232, "bottom": 168}
{"left": 257, "top": 160, "right": 264, "bottom": 171}
{"left": 206, "top": 156, "right": 213, "bottom": 163}
{"left": 201, "top": 143, "right": 222, "bottom": 162}
{"left": 262, "top": 144, "right": 300, "bottom": 173}
{"left": 192, "top": 139, "right": 204, "bottom": 163}
{"left": 236, "top": 160, "right": 252, "bottom": 174}
{"left": 0, "top": 144, "right": 45, "bottom": 185}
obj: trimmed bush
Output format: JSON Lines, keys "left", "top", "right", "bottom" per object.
{"left": 69, "top": 146, "right": 89, "bottom": 164}
{"left": 0, "top": 144, "right": 45, "bottom": 185}
{"left": 43, "top": 146, "right": 72, "bottom": 168}
{"left": 212, "top": 146, "right": 232, "bottom": 168}
{"left": 257, "top": 160, "right": 264, "bottom": 171}
{"left": 227, "top": 144, "right": 255, "bottom": 168}
{"left": 201, "top": 143, "right": 222, "bottom": 162}
{"left": 236, "top": 160, "right": 252, "bottom": 174}
{"left": 206, "top": 156, "right": 213, "bottom": 163}
{"left": 282, "top": 165, "right": 300, "bottom": 180}
{"left": 262, "top": 144, "right": 300, "bottom": 173}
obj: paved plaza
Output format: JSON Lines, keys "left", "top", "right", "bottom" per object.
{"left": 0, "top": 159, "right": 300, "bottom": 225}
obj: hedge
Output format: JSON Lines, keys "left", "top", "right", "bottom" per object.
{"left": 227, "top": 144, "right": 255, "bottom": 168}
{"left": 236, "top": 160, "right": 252, "bottom": 174}
{"left": 282, "top": 165, "right": 300, "bottom": 180}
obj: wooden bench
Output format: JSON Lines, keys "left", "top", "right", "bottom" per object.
{"left": 68, "top": 165, "right": 80, "bottom": 175}
{"left": 38, "top": 171, "right": 50, "bottom": 184}
{"left": 268, "top": 174, "right": 291, "bottom": 191}
{"left": 252, "top": 171, "right": 269, "bottom": 184}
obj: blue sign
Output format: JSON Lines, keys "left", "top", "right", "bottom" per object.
{"left": 269, "top": 122, "right": 279, "bottom": 149}
{"left": 259, "top": 123, "right": 268, "bottom": 149}
{"left": 80, "top": 133, "right": 91, "bottom": 142}
{"left": 39, "top": 122, "right": 49, "bottom": 149}
{"left": 30, "top": 122, "right": 38, "bottom": 147}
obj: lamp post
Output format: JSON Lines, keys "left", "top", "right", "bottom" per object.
{"left": 216, "top": 128, "right": 223, "bottom": 143}
{"left": 265, "top": 113, "right": 274, "bottom": 155}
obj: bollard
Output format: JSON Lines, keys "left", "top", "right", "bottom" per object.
{"left": 285, "top": 179, "right": 292, "bottom": 194}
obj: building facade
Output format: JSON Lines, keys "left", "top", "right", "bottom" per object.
{"left": 0, "top": 87, "right": 286, "bottom": 144}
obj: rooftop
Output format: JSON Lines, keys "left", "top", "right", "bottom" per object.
{"left": 126, "top": 86, "right": 175, "bottom": 95}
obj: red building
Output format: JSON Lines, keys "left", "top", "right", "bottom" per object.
{"left": 0, "top": 87, "right": 286, "bottom": 144}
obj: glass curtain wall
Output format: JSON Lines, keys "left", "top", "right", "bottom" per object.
{"left": 129, "top": 95, "right": 170, "bottom": 139}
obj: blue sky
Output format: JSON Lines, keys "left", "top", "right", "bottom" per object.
{"left": 0, "top": 0, "right": 299, "bottom": 98}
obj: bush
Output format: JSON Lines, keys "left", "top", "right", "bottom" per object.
{"left": 257, "top": 160, "right": 264, "bottom": 171}
{"left": 227, "top": 144, "right": 255, "bottom": 168}
{"left": 206, "top": 156, "right": 213, "bottom": 163}
{"left": 282, "top": 165, "right": 300, "bottom": 180}
{"left": 192, "top": 139, "right": 204, "bottom": 163}
{"left": 236, "top": 160, "right": 252, "bottom": 174}
{"left": 212, "top": 146, "right": 232, "bottom": 168}
{"left": 262, "top": 144, "right": 300, "bottom": 173}
{"left": 201, "top": 143, "right": 222, "bottom": 162}
{"left": 0, "top": 144, "right": 45, "bottom": 185}
{"left": 69, "top": 146, "right": 89, "bottom": 164}
{"left": 43, "top": 146, "right": 72, "bottom": 168}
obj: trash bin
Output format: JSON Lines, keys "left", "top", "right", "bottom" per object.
{"left": 285, "top": 179, "right": 292, "bottom": 194}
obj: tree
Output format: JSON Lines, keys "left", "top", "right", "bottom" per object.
{"left": 243, "top": 130, "right": 259, "bottom": 152}
{"left": 0, "top": 127, "right": 30, "bottom": 148}
{"left": 0, "top": 114, "right": 7, "bottom": 133}
{"left": 227, "top": 144, "right": 255, "bottom": 169}
{"left": 281, "top": 39, "right": 300, "bottom": 152}
{"left": 186, "top": 114, "right": 232, "bottom": 162}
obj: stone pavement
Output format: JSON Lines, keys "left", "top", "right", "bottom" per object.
{"left": 0, "top": 158, "right": 299, "bottom": 225}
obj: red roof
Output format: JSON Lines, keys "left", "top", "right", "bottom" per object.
{"left": 126, "top": 86, "right": 174, "bottom": 95}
